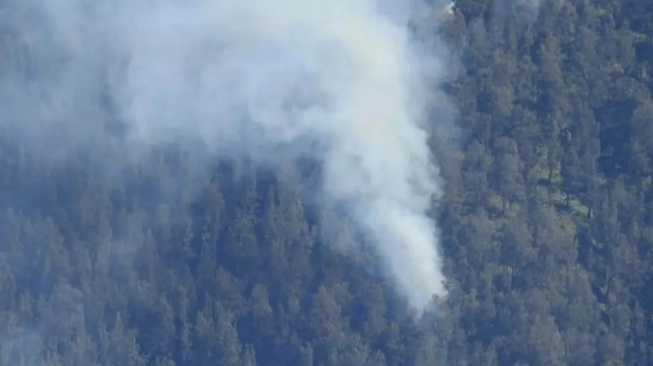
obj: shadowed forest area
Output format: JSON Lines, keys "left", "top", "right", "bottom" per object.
{"left": 1, "top": 0, "right": 653, "bottom": 365}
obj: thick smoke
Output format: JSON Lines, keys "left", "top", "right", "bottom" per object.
{"left": 2, "top": 0, "right": 452, "bottom": 315}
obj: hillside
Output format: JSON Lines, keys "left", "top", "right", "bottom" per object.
{"left": 1, "top": 0, "right": 653, "bottom": 365}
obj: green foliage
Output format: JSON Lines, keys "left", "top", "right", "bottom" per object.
{"left": 1, "top": 0, "right": 653, "bottom": 364}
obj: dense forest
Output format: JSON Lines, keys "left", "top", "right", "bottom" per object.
{"left": 1, "top": 0, "right": 653, "bottom": 365}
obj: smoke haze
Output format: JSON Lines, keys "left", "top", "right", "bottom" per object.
{"left": 1, "top": 0, "right": 453, "bottom": 315}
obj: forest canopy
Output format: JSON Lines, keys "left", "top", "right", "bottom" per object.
{"left": 1, "top": 0, "right": 653, "bottom": 365}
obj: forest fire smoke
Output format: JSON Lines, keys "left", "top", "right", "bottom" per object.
{"left": 3, "top": 0, "right": 451, "bottom": 315}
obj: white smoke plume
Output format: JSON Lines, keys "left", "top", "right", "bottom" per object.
{"left": 2, "top": 0, "right": 453, "bottom": 315}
